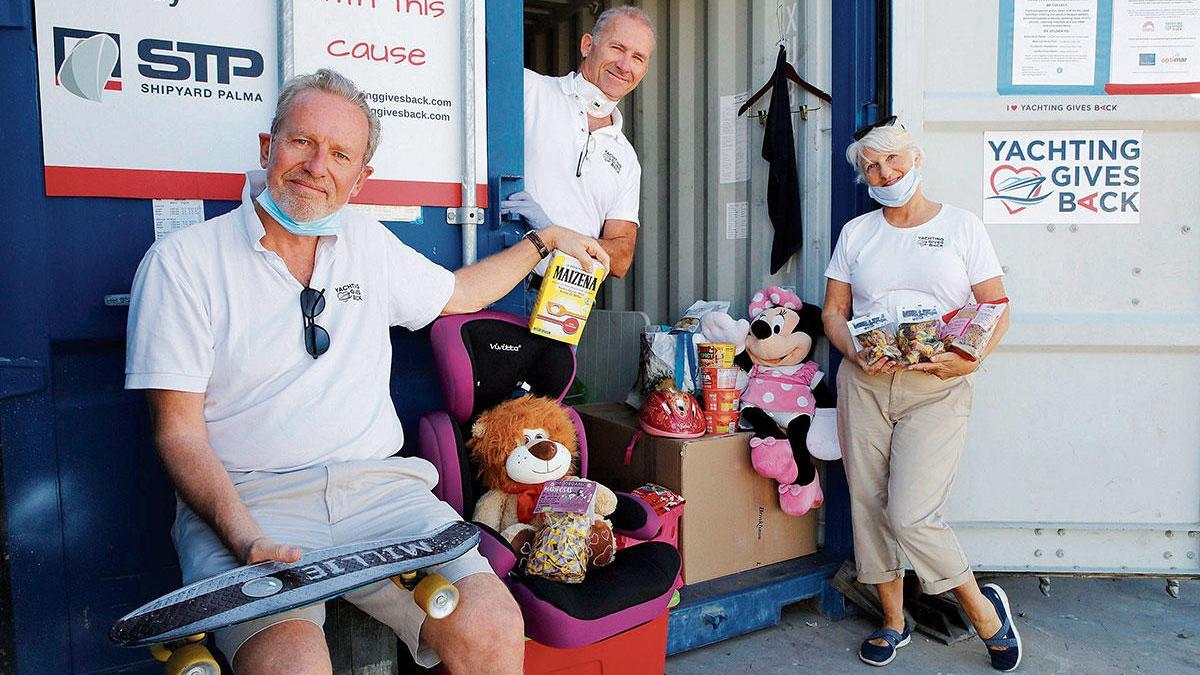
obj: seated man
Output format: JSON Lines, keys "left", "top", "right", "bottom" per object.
{"left": 125, "top": 68, "right": 607, "bottom": 675}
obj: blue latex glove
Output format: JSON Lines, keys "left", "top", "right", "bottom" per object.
{"left": 499, "top": 190, "right": 553, "bottom": 230}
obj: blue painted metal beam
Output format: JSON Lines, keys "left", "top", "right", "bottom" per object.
{"left": 0, "top": 9, "right": 72, "bottom": 673}
{"left": 666, "top": 554, "right": 842, "bottom": 655}
{"left": 825, "top": 0, "right": 888, "bottom": 565}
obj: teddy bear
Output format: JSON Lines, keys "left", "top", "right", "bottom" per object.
{"left": 467, "top": 394, "right": 618, "bottom": 572}
{"left": 700, "top": 286, "right": 835, "bottom": 516}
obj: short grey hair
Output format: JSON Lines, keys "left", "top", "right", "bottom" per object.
{"left": 591, "top": 5, "right": 656, "bottom": 43}
{"left": 270, "top": 68, "right": 381, "bottom": 165}
{"left": 845, "top": 122, "right": 922, "bottom": 183}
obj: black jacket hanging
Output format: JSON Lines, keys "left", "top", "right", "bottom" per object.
{"left": 762, "top": 46, "right": 803, "bottom": 274}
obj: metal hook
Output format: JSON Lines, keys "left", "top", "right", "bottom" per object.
{"left": 776, "top": 1, "right": 789, "bottom": 47}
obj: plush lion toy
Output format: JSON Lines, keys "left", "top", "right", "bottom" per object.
{"left": 468, "top": 395, "right": 617, "bottom": 570}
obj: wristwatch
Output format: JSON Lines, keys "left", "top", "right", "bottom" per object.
{"left": 523, "top": 229, "right": 550, "bottom": 259}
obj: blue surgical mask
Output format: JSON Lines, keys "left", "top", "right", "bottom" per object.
{"left": 868, "top": 163, "right": 921, "bottom": 207}
{"left": 255, "top": 186, "right": 344, "bottom": 237}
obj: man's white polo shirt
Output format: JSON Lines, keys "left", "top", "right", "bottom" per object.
{"left": 125, "top": 171, "right": 455, "bottom": 473}
{"left": 524, "top": 69, "right": 641, "bottom": 274}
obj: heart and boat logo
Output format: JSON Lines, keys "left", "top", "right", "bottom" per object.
{"left": 986, "top": 164, "right": 1054, "bottom": 214}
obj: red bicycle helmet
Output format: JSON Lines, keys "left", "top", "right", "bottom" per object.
{"left": 640, "top": 385, "right": 707, "bottom": 438}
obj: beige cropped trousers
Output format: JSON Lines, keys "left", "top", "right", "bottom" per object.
{"left": 837, "top": 361, "right": 976, "bottom": 595}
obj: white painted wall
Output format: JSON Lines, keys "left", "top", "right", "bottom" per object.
{"left": 895, "top": 0, "right": 1200, "bottom": 575}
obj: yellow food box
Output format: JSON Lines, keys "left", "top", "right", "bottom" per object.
{"left": 530, "top": 252, "right": 606, "bottom": 345}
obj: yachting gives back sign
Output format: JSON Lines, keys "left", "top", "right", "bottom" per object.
{"left": 982, "top": 130, "right": 1142, "bottom": 225}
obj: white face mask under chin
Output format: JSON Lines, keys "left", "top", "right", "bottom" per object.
{"left": 868, "top": 162, "right": 921, "bottom": 207}
{"left": 572, "top": 71, "right": 619, "bottom": 118}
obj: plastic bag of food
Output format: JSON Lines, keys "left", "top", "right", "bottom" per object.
{"left": 847, "top": 312, "right": 902, "bottom": 362}
{"left": 896, "top": 305, "right": 945, "bottom": 364}
{"left": 939, "top": 301, "right": 1008, "bottom": 361}
{"left": 672, "top": 300, "right": 730, "bottom": 334}
{"left": 524, "top": 511, "right": 591, "bottom": 583}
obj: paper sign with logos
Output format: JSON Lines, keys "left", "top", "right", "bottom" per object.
{"left": 282, "top": 0, "right": 488, "bottom": 207}
{"left": 34, "top": 1, "right": 277, "bottom": 199}
{"left": 982, "top": 130, "right": 1142, "bottom": 224}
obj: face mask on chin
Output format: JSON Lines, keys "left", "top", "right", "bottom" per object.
{"left": 255, "top": 185, "right": 345, "bottom": 237}
{"left": 867, "top": 161, "right": 921, "bottom": 207}
{"left": 571, "top": 71, "right": 619, "bottom": 118}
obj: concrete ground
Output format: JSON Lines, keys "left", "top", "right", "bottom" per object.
{"left": 666, "top": 576, "right": 1200, "bottom": 674}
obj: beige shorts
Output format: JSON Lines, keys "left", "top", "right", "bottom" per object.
{"left": 171, "top": 457, "right": 494, "bottom": 668}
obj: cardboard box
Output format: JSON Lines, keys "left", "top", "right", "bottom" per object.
{"left": 576, "top": 402, "right": 818, "bottom": 585}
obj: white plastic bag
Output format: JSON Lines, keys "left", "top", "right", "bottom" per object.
{"left": 626, "top": 328, "right": 709, "bottom": 407}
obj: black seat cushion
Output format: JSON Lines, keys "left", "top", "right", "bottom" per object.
{"left": 516, "top": 542, "right": 681, "bottom": 620}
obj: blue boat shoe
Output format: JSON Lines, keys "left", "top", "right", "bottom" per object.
{"left": 858, "top": 624, "right": 911, "bottom": 667}
{"left": 980, "top": 583, "right": 1022, "bottom": 671}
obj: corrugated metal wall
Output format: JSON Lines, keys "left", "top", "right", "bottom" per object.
{"left": 525, "top": 0, "right": 834, "bottom": 326}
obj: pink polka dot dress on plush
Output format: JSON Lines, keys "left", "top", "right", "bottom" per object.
{"left": 740, "top": 361, "right": 821, "bottom": 421}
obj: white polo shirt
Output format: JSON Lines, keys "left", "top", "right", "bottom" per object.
{"left": 824, "top": 205, "right": 1004, "bottom": 319}
{"left": 125, "top": 171, "right": 456, "bottom": 473}
{"left": 524, "top": 69, "right": 641, "bottom": 274}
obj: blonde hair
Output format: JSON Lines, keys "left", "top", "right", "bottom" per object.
{"left": 845, "top": 123, "right": 922, "bottom": 183}
{"left": 272, "top": 69, "right": 380, "bottom": 165}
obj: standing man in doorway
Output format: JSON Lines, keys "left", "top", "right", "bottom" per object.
{"left": 502, "top": 5, "right": 656, "bottom": 282}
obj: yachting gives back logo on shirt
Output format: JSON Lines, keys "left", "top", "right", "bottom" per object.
{"left": 915, "top": 235, "right": 946, "bottom": 248}
{"left": 602, "top": 150, "right": 623, "bottom": 174}
{"left": 335, "top": 283, "right": 363, "bottom": 302}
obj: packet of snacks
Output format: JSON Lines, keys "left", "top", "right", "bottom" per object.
{"left": 939, "top": 300, "right": 1008, "bottom": 361}
{"left": 895, "top": 305, "right": 945, "bottom": 364}
{"left": 847, "top": 312, "right": 902, "bottom": 362}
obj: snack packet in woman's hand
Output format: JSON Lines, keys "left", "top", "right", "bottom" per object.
{"left": 896, "top": 305, "right": 945, "bottom": 364}
{"left": 848, "top": 312, "right": 902, "bottom": 362}
{"left": 939, "top": 300, "right": 1008, "bottom": 361}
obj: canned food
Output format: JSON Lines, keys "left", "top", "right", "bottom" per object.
{"left": 701, "top": 366, "right": 740, "bottom": 390}
{"left": 697, "top": 343, "right": 736, "bottom": 368}
{"left": 705, "top": 410, "right": 740, "bottom": 435}
{"left": 702, "top": 388, "right": 740, "bottom": 412}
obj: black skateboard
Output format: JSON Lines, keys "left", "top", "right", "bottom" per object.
{"left": 111, "top": 520, "right": 480, "bottom": 674}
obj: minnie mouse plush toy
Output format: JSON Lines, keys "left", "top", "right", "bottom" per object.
{"left": 702, "top": 287, "right": 835, "bottom": 516}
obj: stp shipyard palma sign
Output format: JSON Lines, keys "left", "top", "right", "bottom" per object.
{"left": 982, "top": 130, "right": 1142, "bottom": 225}
{"left": 35, "top": 1, "right": 277, "bottom": 199}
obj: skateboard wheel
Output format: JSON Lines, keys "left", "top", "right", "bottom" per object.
{"left": 163, "top": 642, "right": 218, "bottom": 675}
{"left": 413, "top": 573, "right": 459, "bottom": 619}
{"left": 149, "top": 643, "right": 173, "bottom": 663}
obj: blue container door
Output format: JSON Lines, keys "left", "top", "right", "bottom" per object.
{"left": 0, "top": 3, "right": 525, "bottom": 673}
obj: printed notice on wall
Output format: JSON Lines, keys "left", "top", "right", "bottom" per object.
{"left": 284, "top": 0, "right": 488, "bottom": 206}
{"left": 153, "top": 199, "right": 206, "bottom": 241}
{"left": 1011, "top": 0, "right": 1099, "bottom": 86}
{"left": 351, "top": 203, "right": 424, "bottom": 224}
{"left": 33, "top": 0, "right": 277, "bottom": 199}
{"left": 725, "top": 201, "right": 749, "bottom": 239}
{"left": 983, "top": 130, "right": 1141, "bottom": 224}
{"left": 1109, "top": 0, "right": 1200, "bottom": 88}
{"left": 999, "top": 0, "right": 1200, "bottom": 94}
{"left": 719, "top": 93, "right": 749, "bottom": 184}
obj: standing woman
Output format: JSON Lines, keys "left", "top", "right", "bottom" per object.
{"left": 822, "top": 117, "right": 1022, "bottom": 671}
